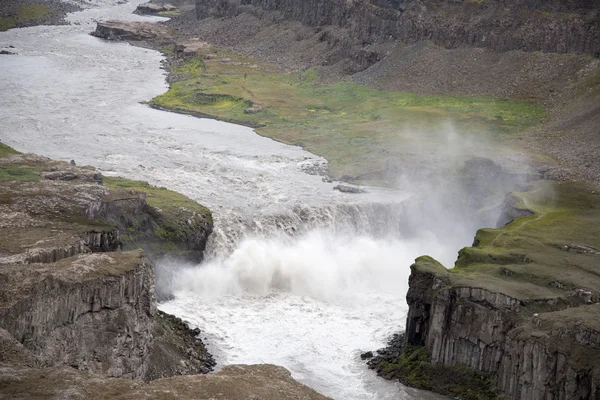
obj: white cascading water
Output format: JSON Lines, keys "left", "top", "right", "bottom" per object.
{"left": 0, "top": 1, "right": 503, "bottom": 399}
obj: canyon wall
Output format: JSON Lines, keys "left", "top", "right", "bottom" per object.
{"left": 195, "top": 0, "right": 600, "bottom": 56}
{"left": 0, "top": 153, "right": 214, "bottom": 381}
{"left": 405, "top": 264, "right": 600, "bottom": 399}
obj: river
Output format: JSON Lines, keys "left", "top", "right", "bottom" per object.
{"left": 0, "top": 1, "right": 474, "bottom": 399}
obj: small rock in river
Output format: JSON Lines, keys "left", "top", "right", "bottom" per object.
{"left": 333, "top": 184, "right": 366, "bottom": 194}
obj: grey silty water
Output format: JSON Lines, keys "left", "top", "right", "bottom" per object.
{"left": 0, "top": 1, "right": 447, "bottom": 399}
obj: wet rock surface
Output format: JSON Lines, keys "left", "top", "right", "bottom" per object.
{"left": 333, "top": 184, "right": 367, "bottom": 194}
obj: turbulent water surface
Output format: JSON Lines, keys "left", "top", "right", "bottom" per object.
{"left": 0, "top": 1, "right": 467, "bottom": 399}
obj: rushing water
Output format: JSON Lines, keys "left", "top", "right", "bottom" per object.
{"left": 0, "top": 1, "right": 467, "bottom": 398}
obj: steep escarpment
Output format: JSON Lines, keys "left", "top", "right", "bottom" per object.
{"left": 0, "top": 144, "right": 215, "bottom": 381}
{"left": 195, "top": 0, "right": 600, "bottom": 57}
{"left": 0, "top": 251, "right": 157, "bottom": 378}
{"left": 372, "top": 181, "right": 600, "bottom": 399}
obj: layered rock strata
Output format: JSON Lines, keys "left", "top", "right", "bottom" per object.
{"left": 0, "top": 144, "right": 329, "bottom": 400}
{"left": 195, "top": 0, "right": 600, "bottom": 57}
{"left": 0, "top": 150, "right": 215, "bottom": 381}
{"left": 398, "top": 181, "right": 600, "bottom": 399}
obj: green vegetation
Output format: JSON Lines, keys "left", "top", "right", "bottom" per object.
{"left": 0, "top": 165, "right": 40, "bottom": 182}
{"left": 0, "top": 4, "right": 52, "bottom": 32}
{"left": 157, "top": 10, "right": 182, "bottom": 17}
{"left": 375, "top": 347, "right": 504, "bottom": 400}
{"left": 0, "top": 142, "right": 20, "bottom": 158}
{"left": 415, "top": 180, "right": 600, "bottom": 302}
{"left": 151, "top": 47, "right": 546, "bottom": 181}
{"left": 104, "top": 177, "right": 211, "bottom": 223}
{"left": 103, "top": 177, "right": 212, "bottom": 255}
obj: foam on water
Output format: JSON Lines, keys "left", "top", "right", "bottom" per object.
{"left": 161, "top": 231, "right": 450, "bottom": 399}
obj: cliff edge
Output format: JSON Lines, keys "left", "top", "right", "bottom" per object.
{"left": 371, "top": 180, "right": 600, "bottom": 399}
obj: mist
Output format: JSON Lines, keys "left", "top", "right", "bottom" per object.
{"left": 158, "top": 124, "right": 534, "bottom": 399}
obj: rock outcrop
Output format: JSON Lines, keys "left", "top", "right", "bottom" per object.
{"left": 195, "top": 0, "right": 600, "bottom": 57}
{"left": 135, "top": 2, "right": 179, "bottom": 16}
{"left": 405, "top": 263, "right": 600, "bottom": 399}
{"left": 0, "top": 149, "right": 215, "bottom": 382}
{"left": 91, "top": 21, "right": 174, "bottom": 41}
{"left": 396, "top": 181, "right": 600, "bottom": 399}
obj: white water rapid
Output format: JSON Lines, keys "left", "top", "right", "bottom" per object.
{"left": 0, "top": 1, "right": 479, "bottom": 399}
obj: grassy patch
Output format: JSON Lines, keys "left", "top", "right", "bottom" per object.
{"left": 0, "top": 165, "right": 40, "bottom": 182}
{"left": 157, "top": 10, "right": 182, "bottom": 17}
{"left": 151, "top": 46, "right": 545, "bottom": 181}
{"left": 0, "top": 142, "right": 20, "bottom": 158}
{"left": 374, "top": 347, "right": 504, "bottom": 400}
{"left": 103, "top": 177, "right": 212, "bottom": 257}
{"left": 0, "top": 4, "right": 52, "bottom": 32}
{"left": 103, "top": 177, "right": 211, "bottom": 223}
{"left": 416, "top": 180, "right": 600, "bottom": 302}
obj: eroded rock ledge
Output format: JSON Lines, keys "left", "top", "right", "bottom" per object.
{"left": 370, "top": 181, "right": 600, "bottom": 399}
{"left": 0, "top": 147, "right": 214, "bottom": 381}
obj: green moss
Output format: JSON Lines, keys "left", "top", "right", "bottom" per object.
{"left": 0, "top": 4, "right": 52, "bottom": 32}
{"left": 103, "top": 177, "right": 212, "bottom": 258}
{"left": 0, "top": 142, "right": 20, "bottom": 158}
{"left": 150, "top": 46, "right": 546, "bottom": 182}
{"left": 375, "top": 347, "right": 504, "bottom": 400}
{"left": 157, "top": 10, "right": 182, "bottom": 17}
{"left": 0, "top": 165, "right": 40, "bottom": 182}
{"left": 413, "top": 255, "right": 449, "bottom": 277}
{"left": 440, "top": 180, "right": 600, "bottom": 301}
{"left": 103, "top": 177, "right": 211, "bottom": 223}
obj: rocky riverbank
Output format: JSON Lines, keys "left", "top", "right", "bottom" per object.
{"left": 0, "top": 0, "right": 80, "bottom": 32}
{"left": 0, "top": 143, "right": 214, "bottom": 377}
{"left": 0, "top": 142, "right": 329, "bottom": 399}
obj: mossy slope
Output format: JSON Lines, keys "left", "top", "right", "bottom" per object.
{"left": 0, "top": 4, "right": 52, "bottom": 32}
{"left": 151, "top": 47, "right": 545, "bottom": 182}
{"left": 0, "top": 142, "right": 212, "bottom": 262}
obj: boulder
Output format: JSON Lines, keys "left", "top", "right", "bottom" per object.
{"left": 135, "top": 2, "right": 178, "bottom": 15}
{"left": 333, "top": 184, "right": 366, "bottom": 194}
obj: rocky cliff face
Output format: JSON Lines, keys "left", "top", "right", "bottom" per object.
{"left": 0, "top": 150, "right": 214, "bottom": 382}
{"left": 405, "top": 264, "right": 600, "bottom": 399}
{"left": 0, "top": 252, "right": 157, "bottom": 378}
{"left": 195, "top": 0, "right": 600, "bottom": 56}
{"left": 401, "top": 180, "right": 600, "bottom": 399}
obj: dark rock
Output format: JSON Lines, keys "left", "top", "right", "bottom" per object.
{"left": 135, "top": 2, "right": 178, "bottom": 15}
{"left": 195, "top": 0, "right": 600, "bottom": 57}
{"left": 366, "top": 332, "right": 405, "bottom": 369}
{"left": 333, "top": 184, "right": 366, "bottom": 194}
{"left": 360, "top": 351, "right": 373, "bottom": 360}
{"left": 91, "top": 21, "right": 171, "bottom": 41}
